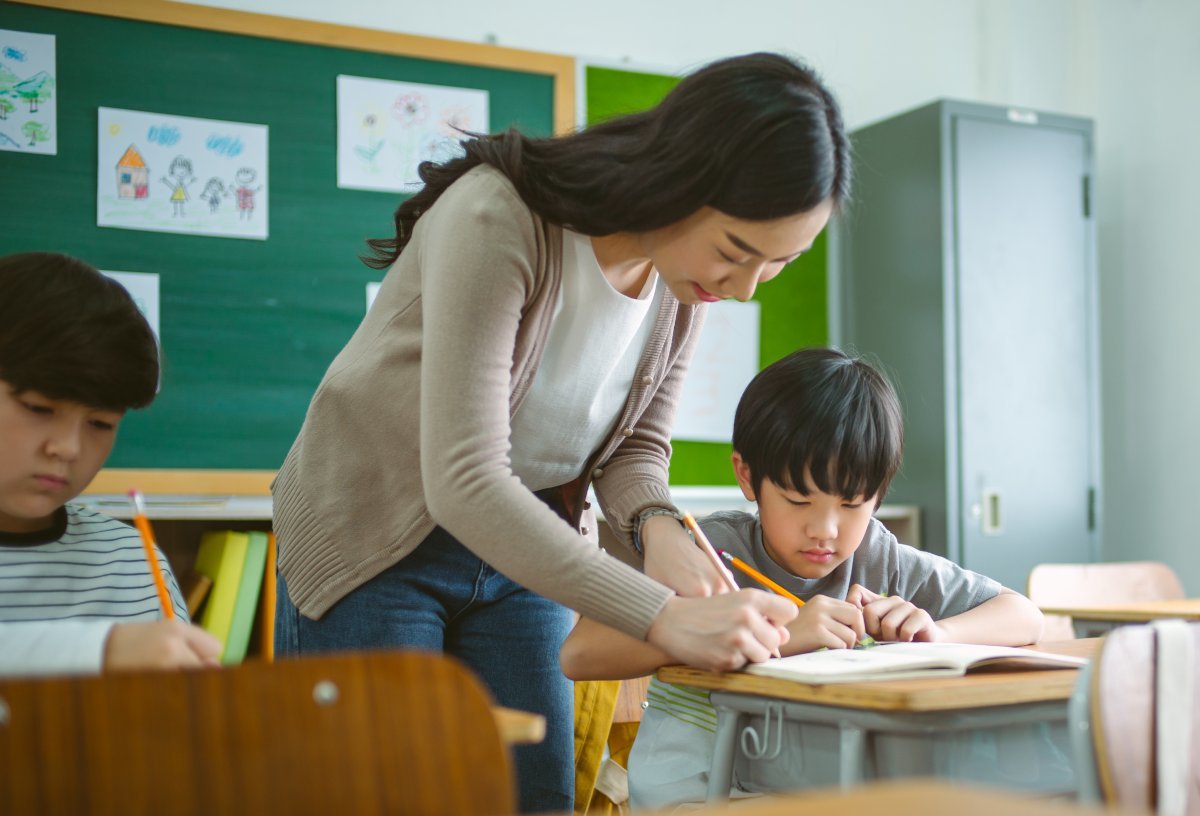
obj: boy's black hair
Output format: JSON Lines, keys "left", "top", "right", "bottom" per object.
{"left": 0, "top": 252, "right": 159, "bottom": 411}
{"left": 733, "top": 347, "right": 903, "bottom": 505}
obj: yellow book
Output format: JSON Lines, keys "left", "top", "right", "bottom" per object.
{"left": 194, "top": 530, "right": 250, "bottom": 659}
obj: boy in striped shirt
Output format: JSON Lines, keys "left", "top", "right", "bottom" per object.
{"left": 0, "top": 252, "right": 220, "bottom": 676}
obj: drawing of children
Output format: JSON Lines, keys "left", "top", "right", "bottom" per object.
{"left": 232, "top": 167, "right": 262, "bottom": 221}
{"left": 160, "top": 156, "right": 195, "bottom": 217}
{"left": 199, "top": 177, "right": 227, "bottom": 214}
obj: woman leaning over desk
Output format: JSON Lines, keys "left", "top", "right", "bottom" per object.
{"left": 271, "top": 51, "right": 850, "bottom": 812}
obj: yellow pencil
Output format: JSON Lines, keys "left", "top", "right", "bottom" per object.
{"left": 128, "top": 489, "right": 175, "bottom": 619}
{"left": 682, "top": 512, "right": 781, "bottom": 659}
{"left": 681, "top": 513, "right": 739, "bottom": 593}
{"left": 718, "top": 549, "right": 805, "bottom": 607}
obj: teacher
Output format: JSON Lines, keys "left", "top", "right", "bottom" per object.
{"left": 272, "top": 52, "right": 850, "bottom": 813}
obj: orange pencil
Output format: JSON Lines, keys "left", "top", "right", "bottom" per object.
{"left": 128, "top": 489, "right": 175, "bottom": 619}
{"left": 718, "top": 549, "right": 805, "bottom": 607}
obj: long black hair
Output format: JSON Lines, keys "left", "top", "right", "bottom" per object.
{"left": 363, "top": 52, "right": 851, "bottom": 269}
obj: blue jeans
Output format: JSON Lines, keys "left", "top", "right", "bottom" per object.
{"left": 275, "top": 526, "right": 574, "bottom": 814}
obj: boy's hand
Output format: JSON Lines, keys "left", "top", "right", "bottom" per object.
{"left": 784, "top": 595, "right": 866, "bottom": 653}
{"left": 847, "top": 585, "right": 943, "bottom": 642}
{"left": 641, "top": 515, "right": 729, "bottom": 597}
{"left": 647, "top": 590, "right": 797, "bottom": 672}
{"left": 103, "top": 619, "right": 223, "bottom": 672}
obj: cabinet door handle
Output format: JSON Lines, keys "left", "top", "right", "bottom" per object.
{"left": 981, "top": 488, "right": 1003, "bottom": 535}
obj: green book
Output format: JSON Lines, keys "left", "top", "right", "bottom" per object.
{"left": 194, "top": 530, "right": 250, "bottom": 656}
{"left": 222, "top": 530, "right": 269, "bottom": 665}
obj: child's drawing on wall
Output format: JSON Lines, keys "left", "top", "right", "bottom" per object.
{"left": 0, "top": 28, "right": 57, "bottom": 155}
{"left": 199, "top": 177, "right": 227, "bottom": 213}
{"left": 161, "top": 155, "right": 195, "bottom": 217}
{"left": 232, "top": 167, "right": 262, "bottom": 221}
{"left": 353, "top": 109, "right": 385, "bottom": 170}
{"left": 97, "top": 107, "right": 268, "bottom": 240}
{"left": 116, "top": 145, "right": 149, "bottom": 199}
{"left": 337, "top": 74, "right": 488, "bottom": 194}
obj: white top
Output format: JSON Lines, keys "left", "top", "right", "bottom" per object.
{"left": 510, "top": 229, "right": 662, "bottom": 490}
{"left": 0, "top": 504, "right": 188, "bottom": 677}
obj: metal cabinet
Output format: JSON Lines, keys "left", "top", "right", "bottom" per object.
{"left": 837, "top": 100, "right": 1100, "bottom": 590}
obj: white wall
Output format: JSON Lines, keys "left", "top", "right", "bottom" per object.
{"left": 1091, "top": 0, "right": 1200, "bottom": 592}
{"left": 183, "top": 0, "right": 1200, "bottom": 591}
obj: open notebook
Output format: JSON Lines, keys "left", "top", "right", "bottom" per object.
{"left": 742, "top": 642, "right": 1088, "bottom": 683}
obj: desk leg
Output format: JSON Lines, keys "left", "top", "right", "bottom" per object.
{"left": 838, "top": 723, "right": 867, "bottom": 788}
{"left": 706, "top": 706, "right": 741, "bottom": 802}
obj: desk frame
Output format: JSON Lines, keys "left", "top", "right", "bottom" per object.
{"left": 659, "top": 641, "right": 1096, "bottom": 802}
{"left": 705, "top": 692, "right": 1070, "bottom": 800}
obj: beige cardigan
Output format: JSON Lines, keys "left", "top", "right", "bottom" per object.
{"left": 272, "top": 166, "right": 706, "bottom": 639}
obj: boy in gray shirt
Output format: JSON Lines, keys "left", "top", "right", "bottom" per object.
{"left": 560, "top": 348, "right": 1044, "bottom": 808}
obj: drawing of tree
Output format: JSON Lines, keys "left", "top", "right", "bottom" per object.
{"left": 22, "top": 120, "right": 48, "bottom": 147}
{"left": 0, "top": 65, "right": 17, "bottom": 95}
{"left": 0, "top": 97, "right": 14, "bottom": 120}
{"left": 14, "top": 71, "right": 53, "bottom": 114}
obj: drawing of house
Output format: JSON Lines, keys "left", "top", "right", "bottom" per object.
{"left": 116, "top": 144, "right": 149, "bottom": 199}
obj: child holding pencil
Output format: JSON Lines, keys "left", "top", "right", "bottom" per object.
{"left": 0, "top": 252, "right": 221, "bottom": 677}
{"left": 559, "top": 347, "right": 1044, "bottom": 808}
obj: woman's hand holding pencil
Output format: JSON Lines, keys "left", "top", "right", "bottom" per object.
{"left": 682, "top": 513, "right": 792, "bottom": 659}
{"left": 646, "top": 591, "right": 797, "bottom": 672}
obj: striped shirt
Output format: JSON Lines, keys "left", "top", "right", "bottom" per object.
{"left": 0, "top": 504, "right": 187, "bottom": 676}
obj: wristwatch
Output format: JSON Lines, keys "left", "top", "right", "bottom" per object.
{"left": 631, "top": 506, "right": 684, "bottom": 554}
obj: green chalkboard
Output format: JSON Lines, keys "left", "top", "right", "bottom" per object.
{"left": 584, "top": 65, "right": 830, "bottom": 486}
{"left": 0, "top": 2, "right": 563, "bottom": 470}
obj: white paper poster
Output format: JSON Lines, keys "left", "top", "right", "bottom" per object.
{"left": 0, "top": 29, "right": 57, "bottom": 155}
{"left": 673, "top": 300, "right": 761, "bottom": 443}
{"left": 97, "top": 107, "right": 269, "bottom": 240}
{"left": 337, "top": 74, "right": 488, "bottom": 193}
{"left": 102, "top": 270, "right": 160, "bottom": 341}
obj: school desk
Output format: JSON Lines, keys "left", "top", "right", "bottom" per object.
{"left": 1037, "top": 599, "right": 1200, "bottom": 637}
{"left": 656, "top": 639, "right": 1098, "bottom": 802}
{"left": 696, "top": 778, "right": 1144, "bottom": 816}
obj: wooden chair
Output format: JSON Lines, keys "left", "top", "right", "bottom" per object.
{"left": 1069, "top": 620, "right": 1199, "bottom": 815}
{"left": 1027, "top": 561, "right": 1185, "bottom": 639}
{"left": 0, "top": 650, "right": 516, "bottom": 816}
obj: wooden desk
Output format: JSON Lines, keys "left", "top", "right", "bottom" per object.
{"left": 1039, "top": 599, "right": 1200, "bottom": 637}
{"left": 657, "top": 640, "right": 1098, "bottom": 801}
{"left": 699, "top": 778, "right": 1142, "bottom": 816}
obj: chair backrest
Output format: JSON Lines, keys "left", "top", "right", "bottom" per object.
{"left": 1028, "top": 561, "right": 1186, "bottom": 640}
{"left": 613, "top": 675, "right": 651, "bottom": 724}
{"left": 1070, "top": 620, "right": 1200, "bottom": 815}
{"left": 0, "top": 649, "right": 516, "bottom": 816}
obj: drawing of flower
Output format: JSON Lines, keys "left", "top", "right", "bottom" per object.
{"left": 438, "top": 105, "right": 475, "bottom": 138}
{"left": 392, "top": 93, "right": 427, "bottom": 128}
